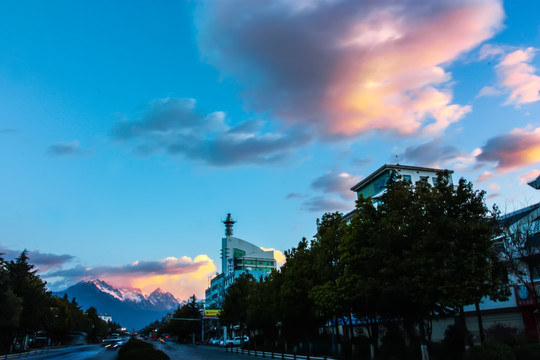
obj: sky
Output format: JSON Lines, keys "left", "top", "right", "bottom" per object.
{"left": 1, "top": 0, "right": 539, "bottom": 301}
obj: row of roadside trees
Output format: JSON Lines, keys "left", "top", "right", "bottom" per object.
{"left": 0, "top": 250, "right": 117, "bottom": 354}
{"left": 219, "top": 172, "right": 513, "bottom": 359}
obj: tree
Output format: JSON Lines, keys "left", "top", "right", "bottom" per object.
{"left": 498, "top": 202, "right": 540, "bottom": 337}
{"left": 85, "top": 307, "right": 109, "bottom": 343}
{"left": 165, "top": 295, "right": 202, "bottom": 343}
{"left": 220, "top": 273, "right": 255, "bottom": 333}
{"left": 0, "top": 254, "right": 22, "bottom": 353}
{"left": 8, "top": 250, "right": 52, "bottom": 349}
{"left": 333, "top": 172, "right": 506, "bottom": 359}
{"left": 279, "top": 238, "right": 323, "bottom": 348}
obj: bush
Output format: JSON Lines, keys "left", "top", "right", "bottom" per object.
{"left": 440, "top": 323, "right": 469, "bottom": 360}
{"left": 485, "top": 324, "right": 519, "bottom": 346}
{"left": 466, "top": 341, "right": 515, "bottom": 360}
{"left": 513, "top": 343, "right": 540, "bottom": 360}
{"left": 118, "top": 339, "right": 170, "bottom": 360}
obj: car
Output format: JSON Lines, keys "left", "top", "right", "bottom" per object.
{"left": 209, "top": 337, "right": 222, "bottom": 345}
{"left": 225, "top": 335, "right": 249, "bottom": 347}
{"left": 102, "top": 336, "right": 125, "bottom": 350}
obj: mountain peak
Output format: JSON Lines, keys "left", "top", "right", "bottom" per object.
{"left": 53, "top": 279, "right": 182, "bottom": 330}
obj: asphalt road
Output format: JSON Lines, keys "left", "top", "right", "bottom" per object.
{"left": 6, "top": 343, "right": 260, "bottom": 360}
{"left": 7, "top": 344, "right": 118, "bottom": 360}
{"left": 155, "top": 342, "right": 261, "bottom": 360}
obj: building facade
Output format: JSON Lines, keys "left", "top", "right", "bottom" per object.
{"left": 205, "top": 214, "right": 276, "bottom": 309}
{"left": 350, "top": 164, "right": 453, "bottom": 200}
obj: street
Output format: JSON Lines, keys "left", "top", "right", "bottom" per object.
{"left": 154, "top": 343, "right": 257, "bottom": 360}
{"left": 7, "top": 343, "right": 258, "bottom": 360}
{"left": 7, "top": 345, "right": 118, "bottom": 360}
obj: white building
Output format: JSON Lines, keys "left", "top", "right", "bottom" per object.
{"left": 350, "top": 163, "right": 453, "bottom": 199}
{"left": 205, "top": 214, "right": 276, "bottom": 309}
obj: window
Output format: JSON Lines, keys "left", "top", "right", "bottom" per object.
{"left": 432, "top": 177, "right": 438, "bottom": 186}
{"left": 403, "top": 175, "right": 412, "bottom": 182}
{"left": 420, "top": 176, "right": 429, "bottom": 183}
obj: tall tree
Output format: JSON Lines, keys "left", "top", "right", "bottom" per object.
{"left": 498, "top": 202, "right": 540, "bottom": 337}
{"left": 8, "top": 250, "right": 51, "bottom": 347}
{"left": 0, "top": 254, "right": 22, "bottom": 353}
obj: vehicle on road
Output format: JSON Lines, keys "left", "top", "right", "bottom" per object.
{"left": 102, "top": 336, "right": 126, "bottom": 350}
{"left": 225, "top": 335, "right": 249, "bottom": 347}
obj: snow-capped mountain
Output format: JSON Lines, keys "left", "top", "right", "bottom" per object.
{"left": 53, "top": 279, "right": 183, "bottom": 330}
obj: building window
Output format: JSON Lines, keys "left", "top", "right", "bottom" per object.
{"left": 420, "top": 176, "right": 429, "bottom": 183}
{"left": 432, "top": 177, "right": 438, "bottom": 186}
{"left": 403, "top": 175, "right": 412, "bottom": 182}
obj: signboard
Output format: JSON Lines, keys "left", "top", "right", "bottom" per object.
{"left": 514, "top": 284, "right": 540, "bottom": 307}
{"left": 204, "top": 309, "right": 221, "bottom": 318}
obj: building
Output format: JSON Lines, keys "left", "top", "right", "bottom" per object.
{"left": 205, "top": 214, "right": 277, "bottom": 309}
{"left": 350, "top": 163, "right": 453, "bottom": 200}
{"left": 342, "top": 164, "right": 453, "bottom": 221}
{"left": 343, "top": 164, "right": 540, "bottom": 342}
{"left": 99, "top": 314, "right": 113, "bottom": 323}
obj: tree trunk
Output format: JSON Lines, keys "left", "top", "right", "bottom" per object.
{"left": 475, "top": 302, "right": 485, "bottom": 344}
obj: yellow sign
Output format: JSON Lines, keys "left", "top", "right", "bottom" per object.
{"left": 204, "top": 309, "right": 221, "bottom": 317}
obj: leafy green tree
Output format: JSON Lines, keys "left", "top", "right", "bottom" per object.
{"left": 279, "top": 238, "right": 323, "bottom": 347}
{"left": 85, "top": 307, "right": 109, "bottom": 343}
{"left": 164, "top": 295, "right": 202, "bottom": 342}
{"left": 220, "top": 273, "right": 255, "bottom": 335}
{"left": 8, "top": 250, "right": 51, "bottom": 348}
{"left": 331, "top": 171, "right": 506, "bottom": 359}
{"left": 246, "top": 270, "right": 282, "bottom": 346}
{"left": 0, "top": 254, "right": 22, "bottom": 353}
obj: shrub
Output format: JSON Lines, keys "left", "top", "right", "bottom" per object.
{"left": 465, "top": 341, "right": 515, "bottom": 360}
{"left": 118, "top": 338, "right": 170, "bottom": 360}
{"left": 485, "top": 324, "right": 519, "bottom": 346}
{"left": 440, "top": 323, "right": 469, "bottom": 360}
{"left": 513, "top": 342, "right": 540, "bottom": 360}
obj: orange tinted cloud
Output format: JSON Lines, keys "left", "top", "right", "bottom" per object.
{"left": 476, "top": 127, "right": 540, "bottom": 172}
{"left": 114, "top": 255, "right": 216, "bottom": 300}
{"left": 46, "top": 255, "right": 217, "bottom": 300}
{"left": 260, "top": 247, "right": 286, "bottom": 268}
{"left": 197, "top": 0, "right": 503, "bottom": 138}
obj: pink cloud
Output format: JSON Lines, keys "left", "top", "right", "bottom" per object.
{"left": 476, "top": 171, "right": 494, "bottom": 183}
{"left": 479, "top": 46, "right": 540, "bottom": 105}
{"left": 520, "top": 170, "right": 540, "bottom": 184}
{"left": 197, "top": 0, "right": 504, "bottom": 138}
{"left": 476, "top": 127, "right": 540, "bottom": 172}
{"left": 499, "top": 48, "right": 540, "bottom": 105}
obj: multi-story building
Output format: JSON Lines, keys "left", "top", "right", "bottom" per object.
{"left": 350, "top": 163, "right": 453, "bottom": 200}
{"left": 205, "top": 214, "right": 276, "bottom": 309}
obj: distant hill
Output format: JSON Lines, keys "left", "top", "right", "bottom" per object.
{"left": 53, "top": 279, "right": 183, "bottom": 330}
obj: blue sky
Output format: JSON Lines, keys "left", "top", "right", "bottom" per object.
{"left": 1, "top": 0, "right": 539, "bottom": 300}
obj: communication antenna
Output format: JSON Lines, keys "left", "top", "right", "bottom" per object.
{"left": 223, "top": 213, "right": 236, "bottom": 237}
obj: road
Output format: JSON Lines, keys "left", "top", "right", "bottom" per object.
{"left": 155, "top": 342, "right": 257, "bottom": 360}
{"left": 5, "top": 343, "right": 257, "bottom": 360}
{"left": 5, "top": 345, "right": 118, "bottom": 360}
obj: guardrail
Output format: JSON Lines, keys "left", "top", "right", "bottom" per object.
{"left": 2, "top": 348, "right": 50, "bottom": 360}
{"left": 225, "top": 346, "right": 337, "bottom": 360}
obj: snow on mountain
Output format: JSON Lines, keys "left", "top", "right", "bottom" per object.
{"left": 53, "top": 279, "right": 183, "bottom": 330}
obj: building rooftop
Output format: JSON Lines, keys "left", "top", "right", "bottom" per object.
{"left": 350, "top": 164, "right": 453, "bottom": 192}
